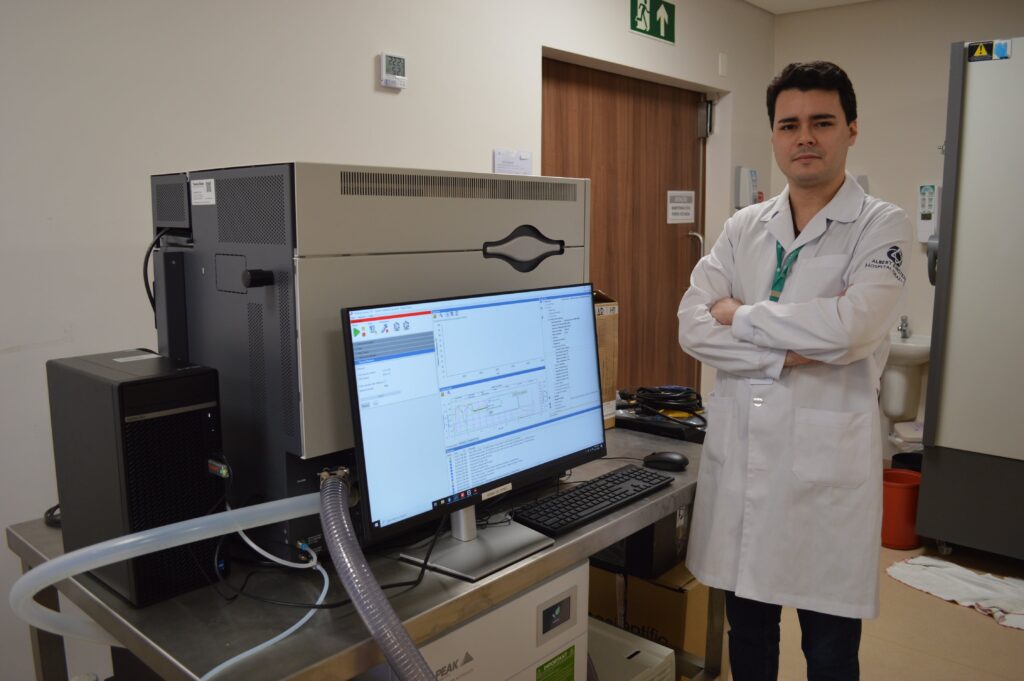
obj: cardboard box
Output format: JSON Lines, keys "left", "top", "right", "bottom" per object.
{"left": 625, "top": 562, "right": 709, "bottom": 658}
{"left": 594, "top": 290, "right": 619, "bottom": 429}
{"left": 588, "top": 564, "right": 626, "bottom": 627}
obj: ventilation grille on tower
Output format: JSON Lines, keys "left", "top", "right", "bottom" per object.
{"left": 155, "top": 183, "right": 187, "bottom": 223}
{"left": 150, "top": 173, "right": 191, "bottom": 235}
{"left": 216, "top": 174, "right": 288, "bottom": 244}
{"left": 339, "top": 171, "right": 577, "bottom": 201}
{"left": 122, "top": 408, "right": 222, "bottom": 604}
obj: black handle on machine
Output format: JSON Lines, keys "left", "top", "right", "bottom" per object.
{"left": 242, "top": 269, "right": 275, "bottom": 289}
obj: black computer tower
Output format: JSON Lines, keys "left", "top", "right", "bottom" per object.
{"left": 46, "top": 350, "right": 224, "bottom": 606}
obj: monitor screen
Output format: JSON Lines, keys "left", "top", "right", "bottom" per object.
{"left": 343, "top": 283, "right": 606, "bottom": 543}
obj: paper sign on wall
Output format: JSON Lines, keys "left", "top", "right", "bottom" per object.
{"left": 667, "top": 190, "right": 695, "bottom": 224}
{"left": 493, "top": 149, "right": 533, "bottom": 175}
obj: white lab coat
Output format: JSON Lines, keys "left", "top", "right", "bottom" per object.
{"left": 678, "top": 174, "right": 911, "bottom": 619}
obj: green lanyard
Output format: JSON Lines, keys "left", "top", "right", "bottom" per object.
{"left": 770, "top": 241, "right": 803, "bottom": 302}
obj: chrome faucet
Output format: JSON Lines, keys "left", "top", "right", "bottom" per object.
{"left": 897, "top": 315, "right": 911, "bottom": 339}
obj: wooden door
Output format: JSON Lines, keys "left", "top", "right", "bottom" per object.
{"left": 542, "top": 59, "right": 703, "bottom": 391}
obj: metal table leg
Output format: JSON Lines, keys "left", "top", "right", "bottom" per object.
{"left": 23, "top": 559, "right": 70, "bottom": 681}
{"left": 696, "top": 587, "right": 726, "bottom": 680}
{"left": 677, "top": 586, "right": 726, "bottom": 681}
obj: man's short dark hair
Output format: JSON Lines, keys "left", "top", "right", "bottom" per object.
{"left": 766, "top": 61, "right": 857, "bottom": 127}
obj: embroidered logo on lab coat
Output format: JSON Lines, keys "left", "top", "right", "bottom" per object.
{"left": 886, "top": 245, "right": 903, "bottom": 267}
{"left": 866, "top": 246, "right": 906, "bottom": 283}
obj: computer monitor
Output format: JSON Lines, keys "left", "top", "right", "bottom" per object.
{"left": 342, "top": 283, "right": 606, "bottom": 580}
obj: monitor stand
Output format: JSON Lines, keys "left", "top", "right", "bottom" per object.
{"left": 400, "top": 506, "right": 553, "bottom": 582}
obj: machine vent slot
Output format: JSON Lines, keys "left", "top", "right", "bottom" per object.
{"left": 339, "top": 171, "right": 577, "bottom": 202}
{"left": 278, "top": 278, "right": 298, "bottom": 437}
{"left": 248, "top": 303, "right": 266, "bottom": 424}
{"left": 217, "top": 175, "right": 288, "bottom": 244}
{"left": 151, "top": 173, "right": 191, "bottom": 234}
{"left": 155, "top": 182, "right": 187, "bottom": 223}
{"left": 122, "top": 409, "right": 221, "bottom": 603}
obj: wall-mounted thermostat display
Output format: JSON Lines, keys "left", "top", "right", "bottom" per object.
{"left": 379, "top": 52, "right": 407, "bottom": 89}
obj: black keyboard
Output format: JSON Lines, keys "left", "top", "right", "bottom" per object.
{"left": 514, "top": 464, "right": 674, "bottom": 537}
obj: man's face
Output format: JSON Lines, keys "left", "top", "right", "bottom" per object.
{"left": 771, "top": 88, "right": 857, "bottom": 190}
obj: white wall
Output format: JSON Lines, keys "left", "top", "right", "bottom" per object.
{"left": 0, "top": 1, "right": 773, "bottom": 678}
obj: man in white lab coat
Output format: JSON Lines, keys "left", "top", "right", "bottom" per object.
{"left": 678, "top": 62, "right": 911, "bottom": 680}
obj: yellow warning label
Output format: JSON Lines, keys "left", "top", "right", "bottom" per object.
{"left": 974, "top": 43, "right": 989, "bottom": 57}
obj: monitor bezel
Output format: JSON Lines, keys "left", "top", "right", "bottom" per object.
{"left": 341, "top": 282, "right": 607, "bottom": 546}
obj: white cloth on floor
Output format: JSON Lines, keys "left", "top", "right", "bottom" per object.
{"left": 886, "top": 555, "right": 1024, "bottom": 630}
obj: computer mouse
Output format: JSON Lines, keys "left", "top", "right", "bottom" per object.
{"left": 643, "top": 451, "right": 689, "bottom": 472}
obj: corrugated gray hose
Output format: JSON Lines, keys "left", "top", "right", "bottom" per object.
{"left": 319, "top": 475, "right": 434, "bottom": 681}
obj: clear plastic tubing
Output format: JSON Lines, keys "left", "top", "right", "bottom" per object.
{"left": 9, "top": 492, "right": 321, "bottom": 646}
{"left": 320, "top": 476, "right": 434, "bottom": 681}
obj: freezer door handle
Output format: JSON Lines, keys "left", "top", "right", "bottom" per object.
{"left": 927, "top": 234, "right": 940, "bottom": 286}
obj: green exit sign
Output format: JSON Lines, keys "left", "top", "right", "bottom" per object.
{"left": 631, "top": 0, "right": 675, "bottom": 44}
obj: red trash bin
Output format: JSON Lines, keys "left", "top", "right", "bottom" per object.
{"left": 882, "top": 468, "right": 922, "bottom": 550}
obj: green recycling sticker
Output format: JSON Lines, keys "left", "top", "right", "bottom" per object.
{"left": 536, "top": 645, "right": 575, "bottom": 681}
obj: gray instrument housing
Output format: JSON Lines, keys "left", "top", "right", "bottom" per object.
{"left": 153, "top": 163, "right": 590, "bottom": 554}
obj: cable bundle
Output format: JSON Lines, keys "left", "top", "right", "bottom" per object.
{"left": 633, "top": 386, "right": 703, "bottom": 414}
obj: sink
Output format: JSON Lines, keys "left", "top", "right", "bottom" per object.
{"left": 888, "top": 332, "right": 931, "bottom": 366}
{"left": 882, "top": 332, "right": 930, "bottom": 421}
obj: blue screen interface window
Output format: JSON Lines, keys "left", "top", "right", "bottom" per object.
{"left": 348, "top": 284, "right": 604, "bottom": 531}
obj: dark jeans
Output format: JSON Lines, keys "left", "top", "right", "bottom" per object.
{"left": 725, "top": 591, "right": 862, "bottom": 681}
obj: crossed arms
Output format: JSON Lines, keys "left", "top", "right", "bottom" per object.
{"left": 708, "top": 297, "right": 829, "bottom": 368}
{"left": 677, "top": 208, "right": 912, "bottom": 379}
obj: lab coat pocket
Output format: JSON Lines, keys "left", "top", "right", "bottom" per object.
{"left": 702, "top": 395, "right": 734, "bottom": 465}
{"left": 794, "top": 254, "right": 848, "bottom": 299}
{"left": 792, "top": 407, "right": 869, "bottom": 488}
